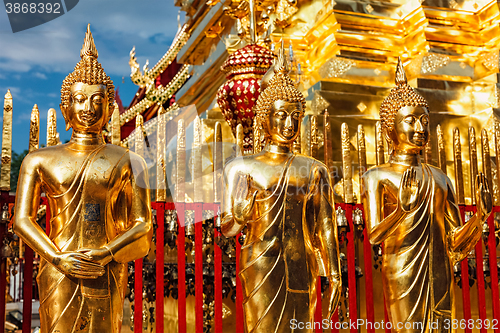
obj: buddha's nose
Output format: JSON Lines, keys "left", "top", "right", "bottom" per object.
{"left": 415, "top": 119, "right": 424, "bottom": 132}
{"left": 285, "top": 115, "right": 293, "bottom": 129}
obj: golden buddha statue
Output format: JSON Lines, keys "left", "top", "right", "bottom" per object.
{"left": 13, "top": 25, "right": 153, "bottom": 333}
{"left": 361, "top": 59, "right": 492, "bottom": 332}
{"left": 221, "top": 46, "right": 341, "bottom": 332}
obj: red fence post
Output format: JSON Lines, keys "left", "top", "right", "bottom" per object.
{"left": 236, "top": 232, "right": 244, "bottom": 333}
{"left": 468, "top": 206, "right": 488, "bottom": 333}
{"left": 315, "top": 279, "right": 322, "bottom": 333}
{"left": 194, "top": 203, "right": 203, "bottom": 333}
{"left": 345, "top": 203, "right": 358, "bottom": 333}
{"left": 360, "top": 204, "right": 375, "bottom": 333}
{"left": 177, "top": 203, "right": 186, "bottom": 333}
{"left": 155, "top": 202, "right": 165, "bottom": 333}
{"left": 22, "top": 246, "right": 33, "bottom": 333}
{"left": 213, "top": 204, "right": 223, "bottom": 333}
{"left": 488, "top": 208, "right": 500, "bottom": 330}
{"left": 134, "top": 259, "right": 143, "bottom": 333}
{"left": 459, "top": 205, "right": 472, "bottom": 333}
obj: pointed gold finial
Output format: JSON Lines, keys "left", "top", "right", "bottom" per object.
{"left": 80, "top": 24, "right": 98, "bottom": 59}
{"left": 5, "top": 89, "right": 11, "bottom": 99}
{"left": 274, "top": 40, "right": 289, "bottom": 74}
{"left": 395, "top": 57, "right": 407, "bottom": 85}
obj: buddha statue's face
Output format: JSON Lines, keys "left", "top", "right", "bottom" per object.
{"left": 393, "top": 105, "right": 429, "bottom": 152}
{"left": 266, "top": 100, "right": 302, "bottom": 145}
{"left": 66, "top": 82, "right": 109, "bottom": 133}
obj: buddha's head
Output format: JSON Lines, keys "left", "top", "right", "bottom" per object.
{"left": 380, "top": 58, "right": 430, "bottom": 154}
{"left": 60, "top": 25, "right": 114, "bottom": 134}
{"left": 253, "top": 45, "right": 305, "bottom": 149}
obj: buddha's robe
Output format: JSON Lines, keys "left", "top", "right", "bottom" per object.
{"left": 370, "top": 164, "right": 477, "bottom": 333}
{"left": 36, "top": 145, "right": 149, "bottom": 333}
{"left": 223, "top": 154, "right": 340, "bottom": 333}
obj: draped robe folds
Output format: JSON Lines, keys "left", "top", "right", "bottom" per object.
{"left": 37, "top": 145, "right": 131, "bottom": 333}
{"left": 382, "top": 165, "right": 462, "bottom": 333}
{"left": 238, "top": 156, "right": 338, "bottom": 333}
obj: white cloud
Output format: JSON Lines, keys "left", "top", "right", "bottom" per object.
{"left": 0, "top": 0, "right": 183, "bottom": 76}
{"left": 33, "top": 72, "right": 48, "bottom": 80}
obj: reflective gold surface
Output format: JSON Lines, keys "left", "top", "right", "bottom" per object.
{"left": 13, "top": 25, "right": 152, "bottom": 333}
{"left": 361, "top": 60, "right": 492, "bottom": 332}
{"left": 221, "top": 50, "right": 341, "bottom": 332}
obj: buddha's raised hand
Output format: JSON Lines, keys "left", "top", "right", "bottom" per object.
{"left": 232, "top": 174, "right": 258, "bottom": 224}
{"left": 399, "top": 167, "right": 420, "bottom": 212}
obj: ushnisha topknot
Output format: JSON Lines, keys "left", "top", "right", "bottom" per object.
{"left": 61, "top": 24, "right": 114, "bottom": 119}
{"left": 379, "top": 57, "right": 428, "bottom": 139}
{"left": 253, "top": 41, "right": 305, "bottom": 147}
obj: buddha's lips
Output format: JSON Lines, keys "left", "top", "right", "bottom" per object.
{"left": 81, "top": 109, "right": 97, "bottom": 123}
{"left": 413, "top": 134, "right": 426, "bottom": 143}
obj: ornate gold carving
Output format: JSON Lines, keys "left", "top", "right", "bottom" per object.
{"left": 176, "top": 119, "right": 186, "bottom": 203}
{"left": 357, "top": 124, "right": 367, "bottom": 198}
{"left": 213, "top": 122, "right": 223, "bottom": 203}
{"left": 318, "top": 57, "right": 354, "bottom": 79}
{"left": 193, "top": 117, "right": 203, "bottom": 203}
{"left": 1, "top": 89, "right": 12, "bottom": 191}
{"left": 236, "top": 123, "right": 244, "bottom": 156}
{"left": 469, "top": 126, "right": 478, "bottom": 205}
{"left": 46, "top": 108, "right": 58, "bottom": 147}
{"left": 437, "top": 124, "right": 446, "bottom": 173}
{"left": 481, "top": 129, "right": 493, "bottom": 195}
{"left": 29, "top": 104, "right": 39, "bottom": 153}
{"left": 453, "top": 127, "right": 465, "bottom": 205}
{"left": 375, "top": 121, "right": 385, "bottom": 165}
{"left": 342, "top": 123, "right": 353, "bottom": 204}
{"left": 111, "top": 102, "right": 120, "bottom": 146}
{"left": 156, "top": 106, "right": 167, "bottom": 202}
{"left": 421, "top": 53, "right": 450, "bottom": 75}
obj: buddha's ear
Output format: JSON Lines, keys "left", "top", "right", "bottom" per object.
{"left": 60, "top": 104, "right": 71, "bottom": 131}
{"left": 384, "top": 128, "right": 397, "bottom": 152}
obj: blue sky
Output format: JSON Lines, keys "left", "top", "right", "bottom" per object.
{"left": 0, "top": 0, "right": 182, "bottom": 152}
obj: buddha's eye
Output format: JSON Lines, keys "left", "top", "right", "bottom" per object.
{"left": 276, "top": 111, "right": 286, "bottom": 119}
{"left": 92, "top": 95, "right": 103, "bottom": 105}
{"left": 73, "top": 94, "right": 86, "bottom": 103}
{"left": 420, "top": 115, "right": 429, "bottom": 126}
{"left": 404, "top": 116, "right": 415, "bottom": 125}
{"left": 292, "top": 111, "right": 300, "bottom": 120}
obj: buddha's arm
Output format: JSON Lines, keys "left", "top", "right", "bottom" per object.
{"left": 313, "top": 165, "right": 341, "bottom": 317}
{"left": 105, "top": 156, "right": 153, "bottom": 263}
{"left": 13, "top": 155, "right": 59, "bottom": 262}
{"left": 445, "top": 180, "right": 481, "bottom": 262}
{"left": 361, "top": 172, "right": 406, "bottom": 245}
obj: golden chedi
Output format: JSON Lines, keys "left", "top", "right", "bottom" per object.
{"left": 361, "top": 59, "right": 492, "bottom": 332}
{"left": 13, "top": 25, "right": 153, "bottom": 333}
{"left": 221, "top": 45, "right": 341, "bottom": 333}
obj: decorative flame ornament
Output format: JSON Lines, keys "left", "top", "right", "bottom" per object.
{"left": 216, "top": 44, "right": 274, "bottom": 154}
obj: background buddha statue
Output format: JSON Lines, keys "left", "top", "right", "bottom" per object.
{"left": 13, "top": 25, "right": 153, "bottom": 333}
{"left": 361, "top": 58, "right": 492, "bottom": 332}
{"left": 221, "top": 46, "right": 341, "bottom": 333}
